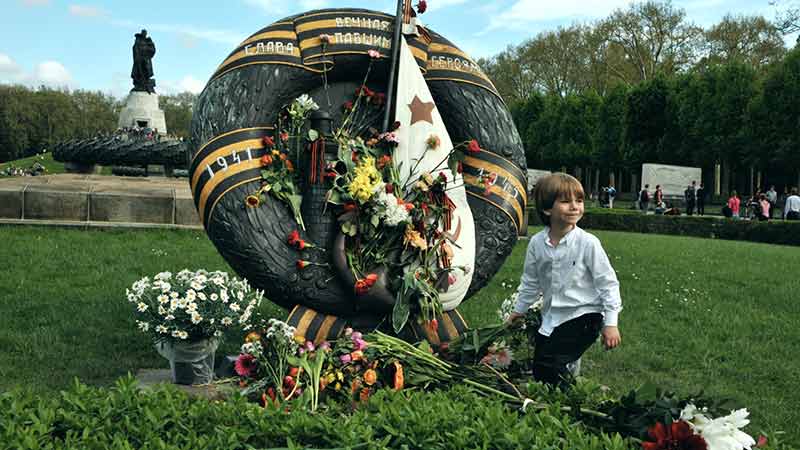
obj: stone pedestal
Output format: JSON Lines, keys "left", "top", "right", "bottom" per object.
{"left": 118, "top": 91, "right": 167, "bottom": 134}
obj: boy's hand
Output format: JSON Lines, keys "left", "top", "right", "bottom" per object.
{"left": 506, "top": 312, "right": 525, "bottom": 326}
{"left": 601, "top": 326, "right": 621, "bottom": 350}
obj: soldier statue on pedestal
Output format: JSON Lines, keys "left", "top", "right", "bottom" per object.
{"left": 131, "top": 29, "right": 156, "bottom": 93}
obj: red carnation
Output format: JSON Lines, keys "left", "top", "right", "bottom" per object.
{"left": 296, "top": 260, "right": 310, "bottom": 270}
{"left": 416, "top": 0, "right": 427, "bottom": 14}
{"left": 467, "top": 139, "right": 481, "bottom": 154}
{"left": 642, "top": 421, "right": 707, "bottom": 450}
{"left": 355, "top": 279, "right": 370, "bottom": 295}
{"left": 288, "top": 230, "right": 300, "bottom": 246}
{"left": 365, "top": 273, "right": 378, "bottom": 287}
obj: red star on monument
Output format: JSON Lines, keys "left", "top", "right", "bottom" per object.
{"left": 408, "top": 95, "right": 435, "bottom": 126}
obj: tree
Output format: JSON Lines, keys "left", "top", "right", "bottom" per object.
{"left": 772, "top": 0, "right": 800, "bottom": 36}
{"left": 159, "top": 92, "right": 196, "bottom": 138}
{"left": 701, "top": 14, "right": 786, "bottom": 69}
{"left": 598, "top": 1, "right": 703, "bottom": 84}
{"left": 478, "top": 46, "right": 538, "bottom": 105}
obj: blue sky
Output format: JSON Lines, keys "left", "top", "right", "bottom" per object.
{"left": 0, "top": 0, "right": 794, "bottom": 98}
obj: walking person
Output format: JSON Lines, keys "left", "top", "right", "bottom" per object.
{"left": 784, "top": 187, "right": 800, "bottom": 220}
{"left": 696, "top": 183, "right": 706, "bottom": 215}
{"left": 507, "top": 173, "right": 622, "bottom": 389}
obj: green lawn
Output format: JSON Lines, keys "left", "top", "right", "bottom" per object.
{"left": 0, "top": 152, "right": 64, "bottom": 175}
{"left": 0, "top": 225, "right": 797, "bottom": 442}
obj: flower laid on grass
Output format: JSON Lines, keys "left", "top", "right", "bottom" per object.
{"left": 642, "top": 421, "right": 707, "bottom": 450}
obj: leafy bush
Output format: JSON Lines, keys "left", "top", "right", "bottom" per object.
{"left": 0, "top": 376, "right": 635, "bottom": 450}
{"left": 529, "top": 208, "right": 800, "bottom": 246}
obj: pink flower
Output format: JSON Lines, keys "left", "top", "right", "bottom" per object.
{"left": 234, "top": 354, "right": 257, "bottom": 377}
{"left": 340, "top": 354, "right": 352, "bottom": 363}
{"left": 305, "top": 340, "right": 316, "bottom": 352}
{"left": 354, "top": 338, "right": 367, "bottom": 351}
{"left": 319, "top": 341, "right": 331, "bottom": 351}
{"left": 368, "top": 49, "right": 381, "bottom": 59}
{"left": 351, "top": 331, "right": 363, "bottom": 341}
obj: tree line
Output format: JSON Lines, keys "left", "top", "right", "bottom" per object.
{"left": 0, "top": 86, "right": 196, "bottom": 163}
{"left": 480, "top": 0, "right": 800, "bottom": 195}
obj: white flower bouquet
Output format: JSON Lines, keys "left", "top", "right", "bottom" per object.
{"left": 127, "top": 269, "right": 263, "bottom": 343}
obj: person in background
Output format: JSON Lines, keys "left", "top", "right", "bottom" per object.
{"left": 639, "top": 184, "right": 650, "bottom": 213}
{"left": 508, "top": 173, "right": 622, "bottom": 389}
{"left": 607, "top": 184, "right": 616, "bottom": 209}
{"left": 685, "top": 184, "right": 696, "bottom": 216}
{"left": 784, "top": 187, "right": 800, "bottom": 220}
{"left": 654, "top": 185, "right": 663, "bottom": 206}
{"left": 758, "top": 194, "right": 770, "bottom": 221}
{"left": 696, "top": 183, "right": 706, "bottom": 216}
{"left": 728, "top": 190, "right": 741, "bottom": 219}
{"left": 766, "top": 185, "right": 778, "bottom": 219}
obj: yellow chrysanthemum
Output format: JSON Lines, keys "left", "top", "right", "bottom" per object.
{"left": 348, "top": 156, "right": 382, "bottom": 203}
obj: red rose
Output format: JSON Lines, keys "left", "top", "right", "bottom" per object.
{"left": 642, "top": 421, "right": 707, "bottom": 450}
{"left": 260, "top": 154, "right": 273, "bottom": 166}
{"left": 467, "top": 139, "right": 481, "bottom": 154}
{"left": 262, "top": 135, "right": 275, "bottom": 148}
{"left": 287, "top": 230, "right": 300, "bottom": 245}
{"left": 365, "top": 273, "right": 378, "bottom": 286}
{"left": 417, "top": 0, "right": 427, "bottom": 14}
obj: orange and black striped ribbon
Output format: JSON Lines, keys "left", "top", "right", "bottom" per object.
{"left": 189, "top": 127, "right": 274, "bottom": 229}
{"left": 461, "top": 150, "right": 528, "bottom": 233}
{"left": 207, "top": 9, "right": 500, "bottom": 100}
{"left": 287, "top": 304, "right": 469, "bottom": 345}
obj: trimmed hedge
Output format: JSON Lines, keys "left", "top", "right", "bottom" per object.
{"left": 529, "top": 208, "right": 800, "bottom": 247}
{"left": 0, "top": 376, "right": 632, "bottom": 450}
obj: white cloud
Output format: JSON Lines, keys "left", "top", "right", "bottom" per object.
{"left": 68, "top": 4, "right": 108, "bottom": 18}
{"left": 178, "top": 75, "right": 206, "bottom": 94}
{"left": 33, "top": 61, "right": 74, "bottom": 87}
{"left": 243, "top": 0, "right": 330, "bottom": 16}
{"left": 112, "top": 19, "right": 246, "bottom": 46}
{"left": 427, "top": 0, "right": 469, "bottom": 12}
{"left": 485, "top": 0, "right": 630, "bottom": 31}
{"left": 0, "top": 53, "right": 24, "bottom": 83}
{"left": 21, "top": 0, "right": 51, "bottom": 6}
{"left": 0, "top": 54, "right": 75, "bottom": 88}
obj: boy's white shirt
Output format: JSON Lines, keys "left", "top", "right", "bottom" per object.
{"left": 513, "top": 226, "right": 622, "bottom": 336}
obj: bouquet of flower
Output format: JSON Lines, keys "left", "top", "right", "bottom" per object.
{"left": 127, "top": 269, "right": 263, "bottom": 343}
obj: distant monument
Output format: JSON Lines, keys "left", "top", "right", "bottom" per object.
{"left": 118, "top": 29, "right": 167, "bottom": 134}
{"left": 131, "top": 29, "right": 156, "bottom": 93}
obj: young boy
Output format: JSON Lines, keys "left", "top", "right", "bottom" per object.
{"left": 508, "top": 173, "right": 622, "bottom": 387}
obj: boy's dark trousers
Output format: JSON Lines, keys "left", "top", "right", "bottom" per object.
{"left": 533, "top": 313, "right": 603, "bottom": 388}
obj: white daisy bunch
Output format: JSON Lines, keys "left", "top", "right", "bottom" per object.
{"left": 497, "top": 292, "right": 543, "bottom": 329}
{"left": 128, "top": 269, "right": 264, "bottom": 343}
